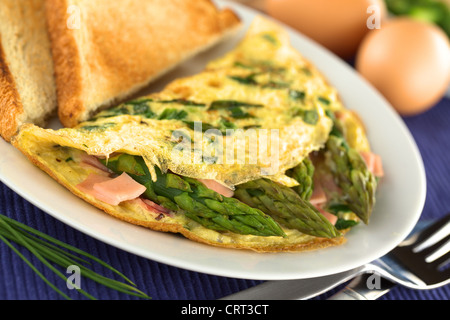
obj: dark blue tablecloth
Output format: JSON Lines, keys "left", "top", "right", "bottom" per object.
{"left": 0, "top": 96, "right": 449, "bottom": 301}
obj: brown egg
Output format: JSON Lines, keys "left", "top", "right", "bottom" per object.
{"left": 265, "top": 0, "right": 387, "bottom": 59}
{"left": 356, "top": 18, "right": 450, "bottom": 116}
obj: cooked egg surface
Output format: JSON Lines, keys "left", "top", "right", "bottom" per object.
{"left": 356, "top": 18, "right": 450, "bottom": 116}
{"left": 265, "top": 0, "right": 387, "bottom": 59}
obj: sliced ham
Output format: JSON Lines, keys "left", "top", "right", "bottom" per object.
{"left": 80, "top": 154, "right": 111, "bottom": 173}
{"left": 360, "top": 151, "right": 374, "bottom": 173}
{"left": 128, "top": 198, "right": 171, "bottom": 219}
{"left": 319, "top": 172, "right": 341, "bottom": 195}
{"left": 141, "top": 199, "right": 171, "bottom": 215}
{"left": 309, "top": 179, "right": 327, "bottom": 207}
{"left": 360, "top": 151, "right": 384, "bottom": 178}
{"left": 197, "top": 179, "right": 234, "bottom": 198}
{"left": 373, "top": 154, "right": 384, "bottom": 178}
{"left": 76, "top": 173, "right": 118, "bottom": 205}
{"left": 315, "top": 206, "right": 338, "bottom": 226}
{"left": 92, "top": 173, "right": 147, "bottom": 206}
{"left": 77, "top": 172, "right": 146, "bottom": 206}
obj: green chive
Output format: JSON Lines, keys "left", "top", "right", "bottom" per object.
{"left": 0, "top": 214, "right": 151, "bottom": 300}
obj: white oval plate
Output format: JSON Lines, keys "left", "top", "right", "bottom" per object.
{"left": 0, "top": 1, "right": 426, "bottom": 280}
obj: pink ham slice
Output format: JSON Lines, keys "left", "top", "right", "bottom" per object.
{"left": 141, "top": 199, "right": 171, "bottom": 215}
{"left": 80, "top": 154, "right": 111, "bottom": 173}
{"left": 93, "top": 173, "right": 146, "bottom": 206}
{"left": 77, "top": 174, "right": 118, "bottom": 204}
{"left": 77, "top": 173, "right": 146, "bottom": 206}
{"left": 309, "top": 179, "right": 327, "bottom": 206}
{"left": 373, "top": 154, "right": 384, "bottom": 178}
{"left": 308, "top": 179, "right": 337, "bottom": 225}
{"left": 315, "top": 206, "right": 338, "bottom": 226}
{"left": 127, "top": 198, "right": 171, "bottom": 219}
{"left": 360, "top": 151, "right": 384, "bottom": 178}
{"left": 197, "top": 179, "right": 234, "bottom": 198}
{"left": 318, "top": 172, "right": 342, "bottom": 195}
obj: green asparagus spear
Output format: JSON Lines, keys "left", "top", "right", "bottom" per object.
{"left": 324, "top": 135, "right": 376, "bottom": 224}
{"left": 234, "top": 179, "right": 341, "bottom": 238}
{"left": 286, "top": 157, "right": 315, "bottom": 200}
{"left": 101, "top": 155, "right": 286, "bottom": 237}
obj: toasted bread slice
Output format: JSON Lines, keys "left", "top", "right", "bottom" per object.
{"left": 0, "top": 0, "right": 57, "bottom": 142}
{"left": 45, "top": 0, "right": 242, "bottom": 128}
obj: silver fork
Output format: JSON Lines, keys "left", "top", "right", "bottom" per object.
{"left": 221, "top": 213, "right": 450, "bottom": 300}
{"left": 328, "top": 213, "right": 450, "bottom": 299}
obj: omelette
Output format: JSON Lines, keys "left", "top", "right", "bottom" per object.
{"left": 11, "top": 17, "right": 383, "bottom": 252}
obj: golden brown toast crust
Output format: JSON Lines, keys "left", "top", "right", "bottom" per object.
{"left": 45, "top": 0, "right": 242, "bottom": 128}
{"left": 1, "top": 0, "right": 57, "bottom": 142}
{"left": 45, "top": 0, "right": 84, "bottom": 129}
{"left": 0, "top": 42, "right": 23, "bottom": 142}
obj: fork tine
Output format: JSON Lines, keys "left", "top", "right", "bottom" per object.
{"left": 432, "top": 250, "right": 450, "bottom": 270}
{"left": 409, "top": 214, "right": 450, "bottom": 248}
{"left": 418, "top": 233, "right": 450, "bottom": 258}
{"left": 389, "top": 214, "right": 450, "bottom": 286}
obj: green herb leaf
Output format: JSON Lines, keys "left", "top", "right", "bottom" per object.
{"left": 182, "top": 121, "right": 219, "bottom": 132}
{"left": 209, "top": 100, "right": 263, "bottom": 110}
{"left": 294, "top": 109, "right": 319, "bottom": 125}
{"left": 229, "top": 107, "right": 253, "bottom": 119}
{"left": 289, "top": 90, "right": 306, "bottom": 101}
{"left": 156, "top": 99, "right": 206, "bottom": 107}
{"left": 335, "top": 219, "right": 359, "bottom": 230}
{"left": 228, "top": 74, "right": 259, "bottom": 85}
{"left": 80, "top": 123, "right": 116, "bottom": 132}
{"left": 262, "top": 33, "right": 278, "bottom": 45}
{"left": 158, "top": 109, "right": 188, "bottom": 120}
{"left": 233, "top": 61, "right": 254, "bottom": 69}
{"left": 318, "top": 96, "right": 331, "bottom": 105}
{"left": 263, "top": 81, "right": 290, "bottom": 89}
{"left": 218, "top": 118, "right": 238, "bottom": 133}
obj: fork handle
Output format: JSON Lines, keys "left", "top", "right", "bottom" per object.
{"left": 328, "top": 274, "right": 396, "bottom": 300}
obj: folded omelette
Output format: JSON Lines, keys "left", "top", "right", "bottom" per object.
{"left": 11, "top": 17, "right": 383, "bottom": 252}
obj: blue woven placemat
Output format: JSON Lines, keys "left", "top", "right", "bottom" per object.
{"left": 0, "top": 97, "right": 449, "bottom": 300}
